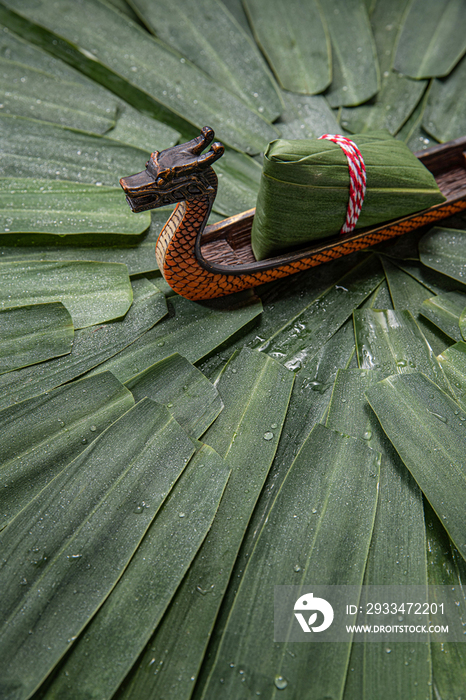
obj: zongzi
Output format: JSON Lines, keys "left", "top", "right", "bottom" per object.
{"left": 251, "top": 130, "right": 446, "bottom": 260}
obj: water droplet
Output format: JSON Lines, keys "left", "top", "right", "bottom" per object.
{"left": 81, "top": 437, "right": 87, "bottom": 444}
{"left": 179, "top": 512, "right": 186, "bottom": 518}
{"left": 396, "top": 359, "right": 407, "bottom": 367}
{"left": 428, "top": 410, "right": 447, "bottom": 423}
{"left": 293, "top": 564, "right": 301, "bottom": 572}
{"left": 385, "top": 648, "right": 391, "bottom": 654}
{"left": 90, "top": 425, "right": 97, "bottom": 432}
{"left": 263, "top": 432, "right": 274, "bottom": 441}
{"left": 285, "top": 358, "right": 302, "bottom": 372}
{"left": 274, "top": 675, "right": 288, "bottom": 690}
{"left": 363, "top": 430, "right": 372, "bottom": 440}
{"left": 309, "top": 380, "right": 329, "bottom": 394}
{"left": 312, "top": 508, "right": 318, "bottom": 514}
{"left": 157, "top": 341, "right": 165, "bottom": 347}
{"left": 20, "top": 577, "right": 27, "bottom": 586}
{"left": 271, "top": 423, "right": 278, "bottom": 429}
{"left": 231, "top": 368, "right": 237, "bottom": 374}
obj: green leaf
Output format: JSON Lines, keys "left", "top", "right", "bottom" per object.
{"left": 0, "top": 22, "right": 97, "bottom": 83}
{"left": 214, "top": 149, "right": 262, "bottom": 217}
{"left": 104, "top": 0, "right": 141, "bottom": 22}
{"left": 218, "top": 0, "right": 252, "bottom": 35}
{"left": 89, "top": 293, "right": 263, "bottom": 384}
{"left": 127, "top": 0, "right": 282, "bottom": 122}
{"left": 0, "top": 0, "right": 277, "bottom": 154}
{"left": 0, "top": 25, "right": 180, "bottom": 149}
{"left": 198, "top": 423, "right": 380, "bottom": 700}
{"left": 0, "top": 115, "right": 153, "bottom": 186}
{"left": 340, "top": 0, "right": 427, "bottom": 135}
{"left": 320, "top": 0, "right": 380, "bottom": 107}
{"left": 382, "top": 257, "right": 452, "bottom": 355}
{"left": 420, "top": 291, "right": 466, "bottom": 343}
{"left": 326, "top": 369, "right": 431, "bottom": 699}
{"left": 0, "top": 56, "right": 117, "bottom": 132}
{"left": 419, "top": 226, "right": 466, "bottom": 284}
{"left": 353, "top": 308, "right": 449, "bottom": 390}
{"left": 0, "top": 178, "right": 150, "bottom": 236}
{"left": 395, "top": 81, "right": 437, "bottom": 151}
{"left": 394, "top": 0, "right": 466, "bottom": 79}
{"left": 40, "top": 445, "right": 230, "bottom": 700}
{"left": 260, "top": 256, "right": 383, "bottom": 371}
{"left": 0, "top": 371, "right": 134, "bottom": 527}
{"left": 102, "top": 103, "right": 180, "bottom": 153}
{"left": 422, "top": 54, "right": 466, "bottom": 142}
{"left": 125, "top": 353, "right": 223, "bottom": 439}
{"left": 197, "top": 251, "right": 368, "bottom": 380}
{"left": 0, "top": 278, "right": 167, "bottom": 410}
{"left": 0, "top": 398, "right": 195, "bottom": 700}
{"left": 0, "top": 209, "right": 168, "bottom": 276}
{"left": 245, "top": 321, "right": 356, "bottom": 536}
{"left": 341, "top": 75, "right": 426, "bottom": 137}
{"left": 242, "top": 0, "right": 331, "bottom": 95}
{"left": 0, "top": 259, "right": 132, "bottom": 328}
{"left": 425, "top": 502, "right": 466, "bottom": 700}
{"left": 437, "top": 341, "right": 466, "bottom": 406}
{"left": 370, "top": 278, "right": 393, "bottom": 308}
{"left": 114, "top": 347, "right": 294, "bottom": 700}
{"left": 226, "top": 317, "right": 355, "bottom": 549}
{"left": 366, "top": 371, "right": 466, "bottom": 561}
{"left": 198, "top": 323, "right": 357, "bottom": 687}
{"left": 275, "top": 90, "right": 340, "bottom": 140}
{"left": 395, "top": 259, "right": 466, "bottom": 296}
{"left": 0, "top": 302, "right": 73, "bottom": 374}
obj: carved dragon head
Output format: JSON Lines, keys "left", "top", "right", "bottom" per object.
{"left": 119, "top": 126, "right": 225, "bottom": 213}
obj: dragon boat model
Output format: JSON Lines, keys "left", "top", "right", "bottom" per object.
{"left": 120, "top": 126, "right": 466, "bottom": 301}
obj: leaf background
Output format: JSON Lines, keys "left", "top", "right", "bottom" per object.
{"left": 0, "top": 0, "right": 466, "bottom": 698}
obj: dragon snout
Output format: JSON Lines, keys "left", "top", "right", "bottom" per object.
{"left": 119, "top": 169, "right": 160, "bottom": 213}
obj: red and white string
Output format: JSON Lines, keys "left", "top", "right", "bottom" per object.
{"left": 318, "top": 134, "right": 366, "bottom": 234}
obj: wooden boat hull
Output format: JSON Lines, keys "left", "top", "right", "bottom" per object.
{"left": 120, "top": 130, "right": 466, "bottom": 301}
{"left": 163, "top": 136, "right": 466, "bottom": 300}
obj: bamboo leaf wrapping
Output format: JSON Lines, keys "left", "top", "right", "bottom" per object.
{"left": 251, "top": 131, "right": 445, "bottom": 260}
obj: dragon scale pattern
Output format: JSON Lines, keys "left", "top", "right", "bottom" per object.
{"left": 156, "top": 194, "right": 466, "bottom": 301}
